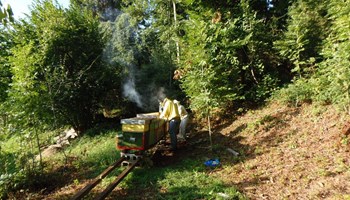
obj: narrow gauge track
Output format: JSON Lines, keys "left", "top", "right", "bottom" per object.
{"left": 71, "top": 156, "right": 140, "bottom": 200}
{"left": 71, "top": 112, "right": 166, "bottom": 199}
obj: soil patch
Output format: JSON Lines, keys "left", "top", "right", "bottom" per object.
{"left": 9, "top": 102, "right": 350, "bottom": 199}
{"left": 209, "top": 102, "right": 350, "bottom": 199}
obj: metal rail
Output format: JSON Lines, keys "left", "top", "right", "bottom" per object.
{"left": 94, "top": 158, "right": 140, "bottom": 200}
{"left": 71, "top": 157, "right": 128, "bottom": 200}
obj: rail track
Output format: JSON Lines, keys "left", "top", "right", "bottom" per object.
{"left": 71, "top": 155, "right": 141, "bottom": 200}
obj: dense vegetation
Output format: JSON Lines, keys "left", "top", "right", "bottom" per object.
{"left": 1, "top": 0, "right": 350, "bottom": 198}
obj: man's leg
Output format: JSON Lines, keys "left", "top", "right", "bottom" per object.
{"left": 169, "top": 119, "right": 179, "bottom": 150}
{"left": 179, "top": 117, "right": 189, "bottom": 139}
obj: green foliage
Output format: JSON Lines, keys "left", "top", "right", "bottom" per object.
{"left": 0, "top": 27, "right": 12, "bottom": 103}
{"left": 0, "top": 1, "right": 14, "bottom": 25}
{"left": 6, "top": 0, "right": 120, "bottom": 132}
{"left": 100, "top": 12, "right": 145, "bottom": 110}
{"left": 315, "top": 0, "right": 350, "bottom": 111}
{"left": 179, "top": 0, "right": 281, "bottom": 119}
{"left": 0, "top": 126, "right": 118, "bottom": 199}
{"left": 273, "top": 78, "right": 314, "bottom": 106}
{"left": 0, "top": 2, "right": 123, "bottom": 195}
{"left": 180, "top": 12, "right": 227, "bottom": 119}
{"left": 274, "top": 0, "right": 328, "bottom": 78}
{"left": 71, "top": 0, "right": 122, "bottom": 21}
{"left": 0, "top": 148, "right": 16, "bottom": 199}
{"left": 0, "top": 128, "right": 45, "bottom": 199}
{"left": 105, "top": 0, "right": 185, "bottom": 111}
{"left": 105, "top": 13, "right": 139, "bottom": 66}
{"left": 273, "top": 0, "right": 350, "bottom": 111}
{"left": 137, "top": 53, "right": 179, "bottom": 111}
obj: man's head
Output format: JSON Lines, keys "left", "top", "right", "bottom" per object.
{"left": 161, "top": 97, "right": 169, "bottom": 106}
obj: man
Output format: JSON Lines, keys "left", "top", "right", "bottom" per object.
{"left": 173, "top": 100, "right": 189, "bottom": 142}
{"left": 159, "top": 97, "right": 180, "bottom": 151}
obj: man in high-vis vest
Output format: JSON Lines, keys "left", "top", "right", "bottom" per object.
{"left": 159, "top": 97, "right": 180, "bottom": 151}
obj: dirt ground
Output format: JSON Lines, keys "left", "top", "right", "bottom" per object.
{"left": 207, "top": 102, "right": 350, "bottom": 199}
{"left": 122, "top": 101, "right": 350, "bottom": 199}
{"left": 8, "top": 102, "right": 350, "bottom": 200}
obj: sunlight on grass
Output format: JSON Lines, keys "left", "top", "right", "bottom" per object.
{"left": 47, "top": 129, "right": 121, "bottom": 178}
{"left": 1, "top": 136, "right": 21, "bottom": 153}
{"left": 158, "top": 168, "right": 245, "bottom": 199}
{"left": 2, "top": 127, "right": 246, "bottom": 199}
{"left": 116, "top": 158, "right": 247, "bottom": 200}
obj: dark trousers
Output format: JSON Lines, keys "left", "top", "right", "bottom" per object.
{"left": 169, "top": 119, "right": 180, "bottom": 150}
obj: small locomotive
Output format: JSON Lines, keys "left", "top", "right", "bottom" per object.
{"left": 117, "top": 112, "right": 167, "bottom": 165}
{"left": 73, "top": 112, "right": 168, "bottom": 199}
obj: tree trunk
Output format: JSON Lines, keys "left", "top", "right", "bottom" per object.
{"left": 208, "top": 113, "right": 213, "bottom": 151}
{"left": 173, "top": 0, "right": 180, "bottom": 64}
{"left": 34, "top": 127, "right": 43, "bottom": 173}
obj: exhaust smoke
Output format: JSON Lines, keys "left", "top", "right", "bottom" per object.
{"left": 123, "top": 78, "right": 143, "bottom": 108}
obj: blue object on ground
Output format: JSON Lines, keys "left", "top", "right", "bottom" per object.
{"left": 204, "top": 158, "right": 220, "bottom": 167}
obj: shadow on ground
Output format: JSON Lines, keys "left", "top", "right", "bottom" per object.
{"left": 13, "top": 120, "right": 253, "bottom": 200}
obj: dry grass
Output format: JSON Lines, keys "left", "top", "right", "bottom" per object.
{"left": 210, "top": 102, "right": 350, "bottom": 199}
{"left": 8, "top": 102, "right": 350, "bottom": 200}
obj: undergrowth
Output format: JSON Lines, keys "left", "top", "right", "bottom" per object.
{"left": 2, "top": 123, "right": 246, "bottom": 199}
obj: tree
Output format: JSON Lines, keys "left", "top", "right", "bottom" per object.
{"left": 274, "top": 0, "right": 328, "bottom": 79}
{"left": 7, "top": 0, "right": 118, "bottom": 132}
{"left": 0, "top": 27, "right": 13, "bottom": 134}
{"left": 71, "top": 0, "right": 122, "bottom": 21}
{"left": 180, "top": 0, "right": 280, "bottom": 109}
{"left": 0, "top": 1, "right": 13, "bottom": 25}
{"left": 177, "top": 1, "right": 236, "bottom": 149}
{"left": 315, "top": 0, "right": 350, "bottom": 111}
{"left": 103, "top": 0, "right": 185, "bottom": 111}
{"left": 100, "top": 12, "right": 146, "bottom": 110}
{"left": 0, "top": 27, "right": 12, "bottom": 103}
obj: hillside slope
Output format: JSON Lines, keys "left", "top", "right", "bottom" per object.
{"left": 7, "top": 102, "right": 350, "bottom": 200}
{"left": 210, "top": 102, "right": 350, "bottom": 199}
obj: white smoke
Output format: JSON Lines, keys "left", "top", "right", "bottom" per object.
{"left": 101, "top": 7, "right": 121, "bottom": 22}
{"left": 123, "top": 79, "right": 143, "bottom": 108}
{"left": 156, "top": 87, "right": 166, "bottom": 102}
{"left": 139, "top": 85, "right": 166, "bottom": 111}
{"left": 101, "top": 11, "right": 166, "bottom": 110}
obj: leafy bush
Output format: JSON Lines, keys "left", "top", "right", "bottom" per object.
{"left": 6, "top": 0, "right": 121, "bottom": 133}
{"left": 273, "top": 78, "right": 314, "bottom": 106}
{"left": 0, "top": 148, "right": 39, "bottom": 199}
{"left": 273, "top": 0, "right": 350, "bottom": 112}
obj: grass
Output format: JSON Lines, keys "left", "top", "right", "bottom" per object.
{"left": 107, "top": 158, "right": 246, "bottom": 200}
{"left": 47, "top": 128, "right": 121, "bottom": 179}
{"left": 0, "top": 126, "right": 121, "bottom": 198}
{"left": 0, "top": 128, "right": 63, "bottom": 199}
{"left": 3, "top": 101, "right": 350, "bottom": 199}
{"left": 33, "top": 127, "right": 246, "bottom": 200}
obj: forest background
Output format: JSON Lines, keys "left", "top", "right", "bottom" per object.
{"left": 1, "top": 0, "right": 350, "bottom": 198}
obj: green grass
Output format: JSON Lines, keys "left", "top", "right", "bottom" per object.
{"left": 57, "top": 128, "right": 246, "bottom": 199}
{"left": 156, "top": 168, "right": 243, "bottom": 200}
{"left": 48, "top": 128, "right": 121, "bottom": 178}
{"left": 112, "top": 159, "right": 246, "bottom": 200}
{"left": 2, "top": 126, "right": 246, "bottom": 199}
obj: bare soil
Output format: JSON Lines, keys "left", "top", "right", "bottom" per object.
{"left": 209, "top": 102, "right": 350, "bottom": 199}
{"left": 8, "top": 102, "right": 350, "bottom": 199}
